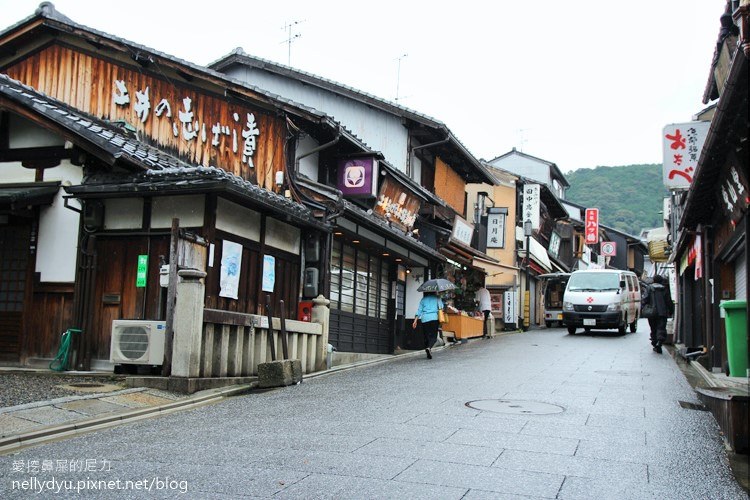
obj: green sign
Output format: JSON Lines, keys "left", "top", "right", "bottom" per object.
{"left": 136, "top": 255, "right": 148, "bottom": 288}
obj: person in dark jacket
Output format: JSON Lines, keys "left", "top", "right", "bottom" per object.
{"left": 645, "top": 274, "right": 674, "bottom": 353}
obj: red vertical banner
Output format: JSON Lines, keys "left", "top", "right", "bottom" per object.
{"left": 585, "top": 208, "right": 599, "bottom": 244}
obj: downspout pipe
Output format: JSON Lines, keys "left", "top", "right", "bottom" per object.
{"left": 295, "top": 130, "right": 341, "bottom": 169}
{"left": 290, "top": 129, "right": 342, "bottom": 215}
{"left": 408, "top": 135, "right": 450, "bottom": 180}
{"left": 292, "top": 129, "right": 349, "bottom": 222}
{"left": 410, "top": 136, "right": 450, "bottom": 154}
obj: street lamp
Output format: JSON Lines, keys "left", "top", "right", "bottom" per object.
{"left": 523, "top": 219, "right": 533, "bottom": 331}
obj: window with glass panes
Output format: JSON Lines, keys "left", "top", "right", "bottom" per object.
{"left": 330, "top": 241, "right": 390, "bottom": 319}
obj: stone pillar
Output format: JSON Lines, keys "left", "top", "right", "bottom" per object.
{"left": 311, "top": 294, "right": 330, "bottom": 371}
{"left": 171, "top": 269, "right": 206, "bottom": 378}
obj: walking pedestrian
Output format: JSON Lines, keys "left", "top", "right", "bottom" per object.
{"left": 412, "top": 291, "right": 444, "bottom": 359}
{"left": 475, "top": 286, "right": 492, "bottom": 337}
{"left": 644, "top": 274, "right": 674, "bottom": 353}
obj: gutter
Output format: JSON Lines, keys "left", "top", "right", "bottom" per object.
{"left": 289, "top": 124, "right": 344, "bottom": 221}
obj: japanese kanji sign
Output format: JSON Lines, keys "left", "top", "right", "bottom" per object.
{"left": 716, "top": 156, "right": 749, "bottom": 223}
{"left": 548, "top": 231, "right": 561, "bottom": 258}
{"left": 451, "top": 215, "right": 475, "bottom": 246}
{"left": 113, "top": 79, "right": 261, "bottom": 168}
{"left": 522, "top": 184, "right": 540, "bottom": 229}
{"left": 584, "top": 208, "right": 599, "bottom": 244}
{"left": 504, "top": 290, "right": 516, "bottom": 326}
{"left": 662, "top": 121, "right": 710, "bottom": 189}
{"left": 136, "top": 255, "right": 148, "bottom": 288}
{"left": 486, "top": 208, "right": 507, "bottom": 249}
{"left": 373, "top": 176, "right": 421, "bottom": 231}
{"left": 4, "top": 46, "right": 284, "bottom": 189}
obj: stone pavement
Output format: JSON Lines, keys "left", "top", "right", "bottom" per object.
{"left": 0, "top": 382, "right": 251, "bottom": 454}
{"left": 0, "top": 321, "right": 747, "bottom": 499}
{"left": 0, "top": 345, "right": 446, "bottom": 455}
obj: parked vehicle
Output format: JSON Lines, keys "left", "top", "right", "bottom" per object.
{"left": 539, "top": 273, "right": 570, "bottom": 328}
{"left": 562, "top": 269, "right": 641, "bottom": 335}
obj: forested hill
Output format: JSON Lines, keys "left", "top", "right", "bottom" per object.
{"left": 565, "top": 164, "right": 668, "bottom": 236}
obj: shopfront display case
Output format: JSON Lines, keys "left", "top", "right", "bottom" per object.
{"left": 442, "top": 312, "right": 484, "bottom": 340}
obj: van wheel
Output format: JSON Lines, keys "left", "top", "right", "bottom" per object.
{"left": 545, "top": 321, "right": 552, "bottom": 328}
{"left": 618, "top": 322, "right": 626, "bottom": 335}
{"left": 567, "top": 326, "right": 576, "bottom": 335}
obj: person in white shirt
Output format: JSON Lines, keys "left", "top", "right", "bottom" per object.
{"left": 475, "top": 286, "right": 492, "bottom": 337}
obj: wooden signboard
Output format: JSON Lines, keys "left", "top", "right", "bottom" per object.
{"left": 373, "top": 176, "right": 421, "bottom": 232}
{"left": 5, "top": 45, "right": 286, "bottom": 191}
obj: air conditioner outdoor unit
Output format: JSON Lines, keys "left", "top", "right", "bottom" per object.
{"left": 110, "top": 320, "right": 166, "bottom": 365}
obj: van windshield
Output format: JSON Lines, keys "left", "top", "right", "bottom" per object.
{"left": 567, "top": 273, "right": 620, "bottom": 292}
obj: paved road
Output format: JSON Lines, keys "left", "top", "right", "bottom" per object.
{"left": 1, "top": 319, "right": 745, "bottom": 499}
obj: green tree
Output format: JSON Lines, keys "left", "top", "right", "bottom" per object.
{"left": 565, "top": 164, "right": 667, "bottom": 235}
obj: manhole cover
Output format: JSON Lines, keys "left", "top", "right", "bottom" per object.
{"left": 595, "top": 370, "right": 649, "bottom": 377}
{"left": 57, "top": 382, "right": 122, "bottom": 393}
{"left": 465, "top": 399, "right": 564, "bottom": 415}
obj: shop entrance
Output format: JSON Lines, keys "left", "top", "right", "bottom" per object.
{"left": 0, "top": 222, "right": 31, "bottom": 362}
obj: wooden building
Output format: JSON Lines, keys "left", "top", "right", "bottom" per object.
{"left": 209, "top": 48, "right": 497, "bottom": 354}
{"left": 673, "top": 0, "right": 749, "bottom": 372}
{"left": 0, "top": 4, "right": 371, "bottom": 368}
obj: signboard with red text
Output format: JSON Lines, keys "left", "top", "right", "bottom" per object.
{"left": 662, "top": 121, "right": 710, "bottom": 190}
{"left": 585, "top": 208, "right": 599, "bottom": 244}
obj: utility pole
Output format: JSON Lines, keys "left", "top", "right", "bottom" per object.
{"left": 282, "top": 20, "right": 304, "bottom": 66}
{"left": 524, "top": 219, "right": 533, "bottom": 331}
{"left": 395, "top": 53, "right": 407, "bottom": 102}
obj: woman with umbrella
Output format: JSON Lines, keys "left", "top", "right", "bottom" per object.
{"left": 412, "top": 279, "right": 454, "bottom": 359}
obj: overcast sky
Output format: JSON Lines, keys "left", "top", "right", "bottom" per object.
{"left": 1, "top": 0, "right": 724, "bottom": 173}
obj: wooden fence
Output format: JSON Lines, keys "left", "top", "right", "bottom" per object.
{"left": 200, "top": 308, "right": 323, "bottom": 377}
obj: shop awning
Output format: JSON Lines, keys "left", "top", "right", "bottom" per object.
{"left": 473, "top": 257, "right": 518, "bottom": 286}
{"left": 515, "top": 226, "right": 553, "bottom": 273}
{"left": 441, "top": 240, "right": 500, "bottom": 264}
{"left": 0, "top": 182, "right": 61, "bottom": 211}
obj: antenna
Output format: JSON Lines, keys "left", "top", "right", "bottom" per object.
{"left": 281, "top": 20, "right": 304, "bottom": 65}
{"left": 395, "top": 53, "right": 408, "bottom": 102}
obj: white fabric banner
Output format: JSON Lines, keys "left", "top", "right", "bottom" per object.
{"left": 219, "top": 240, "right": 243, "bottom": 299}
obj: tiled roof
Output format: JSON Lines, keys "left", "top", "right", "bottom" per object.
{"left": 0, "top": 73, "right": 322, "bottom": 227}
{"left": 487, "top": 148, "right": 570, "bottom": 188}
{"left": 1, "top": 3, "right": 335, "bottom": 129}
{"left": 210, "top": 49, "right": 496, "bottom": 185}
{"left": 3, "top": 3, "right": 490, "bottom": 193}
{"left": 210, "top": 48, "right": 446, "bottom": 128}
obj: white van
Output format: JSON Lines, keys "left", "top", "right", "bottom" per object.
{"left": 562, "top": 269, "right": 641, "bottom": 335}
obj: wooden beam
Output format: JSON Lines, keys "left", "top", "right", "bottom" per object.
{"left": 0, "top": 146, "right": 71, "bottom": 163}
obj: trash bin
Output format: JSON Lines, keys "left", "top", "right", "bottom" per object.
{"left": 719, "top": 300, "right": 748, "bottom": 378}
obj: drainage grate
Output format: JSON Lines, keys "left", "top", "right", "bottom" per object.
{"left": 465, "top": 399, "right": 564, "bottom": 415}
{"left": 68, "top": 382, "right": 105, "bottom": 388}
{"left": 679, "top": 400, "right": 709, "bottom": 411}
